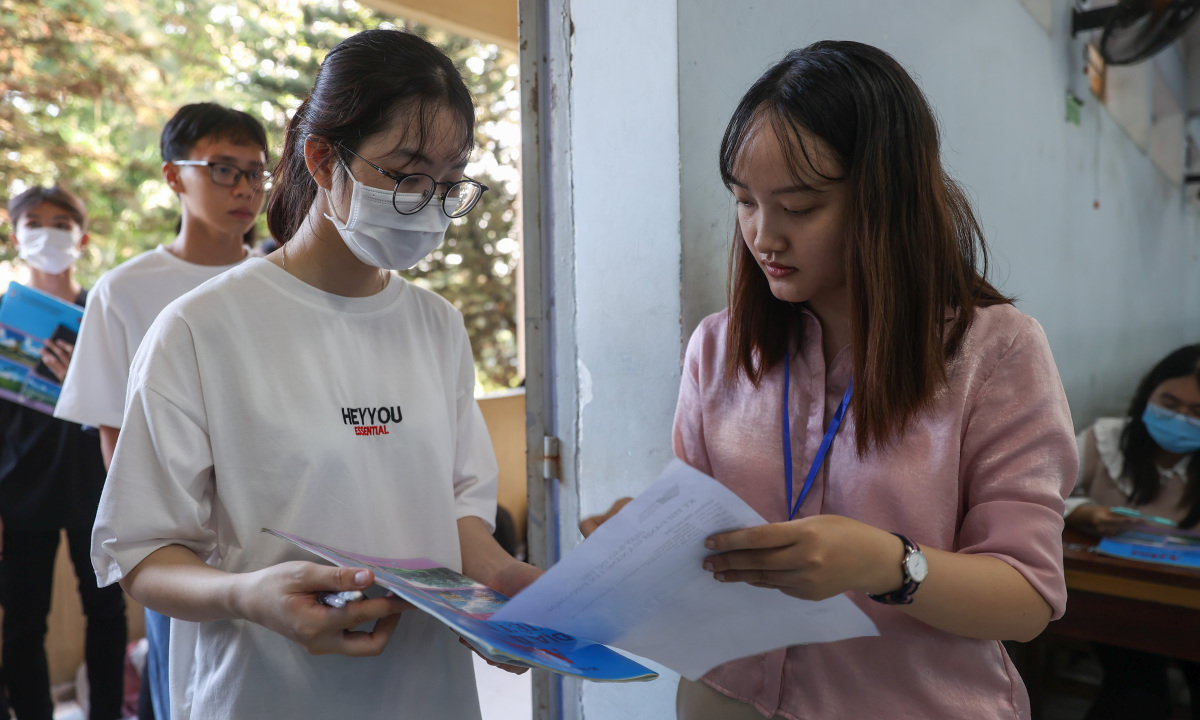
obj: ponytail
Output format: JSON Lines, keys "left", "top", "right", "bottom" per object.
{"left": 266, "top": 97, "right": 321, "bottom": 243}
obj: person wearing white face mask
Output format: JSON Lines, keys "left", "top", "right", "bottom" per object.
{"left": 319, "top": 144, "right": 467, "bottom": 271}
{"left": 89, "top": 30, "right": 539, "bottom": 720}
{"left": 16, "top": 212, "right": 83, "bottom": 276}
{"left": 0, "top": 186, "right": 127, "bottom": 720}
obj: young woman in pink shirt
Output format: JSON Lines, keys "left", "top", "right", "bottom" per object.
{"left": 585, "top": 41, "right": 1075, "bottom": 719}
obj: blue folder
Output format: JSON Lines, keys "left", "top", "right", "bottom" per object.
{"left": 0, "top": 283, "right": 84, "bottom": 415}
{"left": 1096, "top": 535, "right": 1200, "bottom": 571}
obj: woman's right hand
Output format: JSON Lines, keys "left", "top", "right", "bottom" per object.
{"left": 1066, "top": 504, "right": 1142, "bottom": 536}
{"left": 236, "top": 561, "right": 411, "bottom": 656}
{"left": 579, "top": 497, "right": 633, "bottom": 538}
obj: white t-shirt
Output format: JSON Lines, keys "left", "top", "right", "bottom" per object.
{"left": 55, "top": 245, "right": 247, "bottom": 429}
{"left": 91, "top": 259, "right": 497, "bottom": 719}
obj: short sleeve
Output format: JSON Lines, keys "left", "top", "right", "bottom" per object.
{"left": 672, "top": 322, "right": 714, "bottom": 475}
{"left": 55, "top": 280, "right": 132, "bottom": 429}
{"left": 450, "top": 324, "right": 499, "bottom": 531}
{"left": 957, "top": 317, "right": 1075, "bottom": 620}
{"left": 90, "top": 313, "right": 217, "bottom": 586}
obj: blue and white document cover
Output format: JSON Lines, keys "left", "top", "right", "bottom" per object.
{"left": 0, "top": 283, "right": 83, "bottom": 415}
{"left": 1097, "top": 530, "right": 1200, "bottom": 571}
{"left": 492, "top": 460, "right": 879, "bottom": 680}
{"left": 263, "top": 528, "right": 658, "bottom": 682}
{"left": 267, "top": 460, "right": 879, "bottom": 683}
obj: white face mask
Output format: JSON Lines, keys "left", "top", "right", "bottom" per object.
{"left": 16, "top": 226, "right": 82, "bottom": 275}
{"left": 323, "top": 170, "right": 452, "bottom": 271}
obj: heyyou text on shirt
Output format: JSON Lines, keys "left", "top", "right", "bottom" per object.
{"left": 341, "top": 405, "right": 403, "bottom": 436}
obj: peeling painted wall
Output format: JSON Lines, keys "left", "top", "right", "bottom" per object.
{"left": 567, "top": 0, "right": 684, "bottom": 715}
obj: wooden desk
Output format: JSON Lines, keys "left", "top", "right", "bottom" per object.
{"left": 1046, "top": 529, "right": 1200, "bottom": 663}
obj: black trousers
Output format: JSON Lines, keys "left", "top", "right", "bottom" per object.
{"left": 1085, "top": 643, "right": 1200, "bottom": 720}
{"left": 1, "top": 523, "right": 126, "bottom": 720}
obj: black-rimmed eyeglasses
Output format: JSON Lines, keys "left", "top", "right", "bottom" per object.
{"left": 340, "top": 146, "right": 488, "bottom": 219}
{"left": 172, "top": 160, "right": 271, "bottom": 192}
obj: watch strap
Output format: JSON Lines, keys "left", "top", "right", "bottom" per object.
{"left": 867, "top": 533, "right": 921, "bottom": 606}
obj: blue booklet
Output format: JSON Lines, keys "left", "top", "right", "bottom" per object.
{"left": 0, "top": 283, "right": 84, "bottom": 415}
{"left": 1097, "top": 532, "right": 1200, "bottom": 570}
{"left": 263, "top": 528, "right": 658, "bottom": 682}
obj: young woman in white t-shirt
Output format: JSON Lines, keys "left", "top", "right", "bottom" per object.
{"left": 92, "top": 29, "right": 539, "bottom": 719}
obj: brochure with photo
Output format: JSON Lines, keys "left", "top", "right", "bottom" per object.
{"left": 488, "top": 459, "right": 880, "bottom": 680}
{"left": 0, "top": 283, "right": 84, "bottom": 415}
{"left": 262, "top": 528, "right": 658, "bottom": 683}
{"left": 265, "top": 458, "right": 880, "bottom": 683}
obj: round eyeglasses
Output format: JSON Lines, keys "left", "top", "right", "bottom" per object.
{"left": 171, "top": 160, "right": 271, "bottom": 192}
{"left": 339, "top": 146, "right": 488, "bottom": 219}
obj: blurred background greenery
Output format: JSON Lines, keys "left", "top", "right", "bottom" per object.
{"left": 0, "top": 0, "right": 522, "bottom": 391}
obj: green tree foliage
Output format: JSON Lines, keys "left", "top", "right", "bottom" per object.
{"left": 0, "top": 0, "right": 520, "bottom": 390}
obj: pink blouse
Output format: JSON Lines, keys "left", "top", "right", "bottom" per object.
{"left": 673, "top": 304, "right": 1075, "bottom": 720}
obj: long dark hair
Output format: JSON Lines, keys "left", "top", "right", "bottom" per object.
{"left": 719, "top": 41, "right": 1010, "bottom": 455}
{"left": 1120, "top": 344, "right": 1200, "bottom": 529}
{"left": 266, "top": 29, "right": 474, "bottom": 243}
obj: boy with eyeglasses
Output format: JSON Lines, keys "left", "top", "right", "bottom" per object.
{"left": 55, "top": 102, "right": 269, "bottom": 720}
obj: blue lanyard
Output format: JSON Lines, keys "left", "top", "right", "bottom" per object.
{"left": 783, "top": 350, "right": 853, "bottom": 520}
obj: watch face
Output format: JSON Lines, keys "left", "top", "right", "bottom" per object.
{"left": 905, "top": 550, "right": 929, "bottom": 584}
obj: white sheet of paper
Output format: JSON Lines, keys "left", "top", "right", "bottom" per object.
{"left": 492, "top": 459, "right": 879, "bottom": 680}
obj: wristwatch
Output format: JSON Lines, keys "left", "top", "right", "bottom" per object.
{"left": 868, "top": 533, "right": 928, "bottom": 605}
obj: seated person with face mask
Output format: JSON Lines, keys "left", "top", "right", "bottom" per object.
{"left": 0, "top": 185, "right": 127, "bottom": 720}
{"left": 1067, "top": 343, "right": 1200, "bottom": 720}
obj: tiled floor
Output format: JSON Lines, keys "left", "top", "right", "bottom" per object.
{"left": 52, "top": 700, "right": 85, "bottom": 720}
{"left": 46, "top": 655, "right": 532, "bottom": 720}
{"left": 47, "top": 645, "right": 1192, "bottom": 720}
{"left": 474, "top": 653, "right": 533, "bottom": 720}
{"left": 1035, "top": 647, "right": 1102, "bottom": 720}
{"left": 1029, "top": 643, "right": 1196, "bottom": 720}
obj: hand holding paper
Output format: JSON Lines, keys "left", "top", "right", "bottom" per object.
{"left": 237, "top": 560, "right": 410, "bottom": 657}
{"left": 268, "top": 460, "right": 878, "bottom": 682}
{"left": 264, "top": 529, "right": 658, "bottom": 682}
{"left": 494, "top": 459, "right": 878, "bottom": 680}
{"left": 702, "top": 513, "right": 907, "bottom": 601}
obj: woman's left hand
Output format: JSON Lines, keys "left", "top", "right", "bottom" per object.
{"left": 40, "top": 339, "right": 74, "bottom": 383}
{"left": 703, "top": 515, "right": 904, "bottom": 601}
